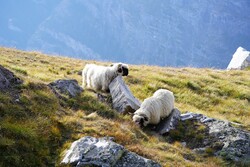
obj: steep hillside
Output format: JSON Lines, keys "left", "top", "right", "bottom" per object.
{"left": 0, "top": 47, "right": 249, "bottom": 167}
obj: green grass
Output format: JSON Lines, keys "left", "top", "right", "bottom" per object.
{"left": 11, "top": 67, "right": 28, "bottom": 75}
{"left": 125, "top": 66, "right": 250, "bottom": 129}
{"left": 0, "top": 47, "right": 249, "bottom": 167}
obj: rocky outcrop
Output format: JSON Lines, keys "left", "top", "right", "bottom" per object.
{"left": 109, "top": 76, "right": 141, "bottom": 114}
{"left": 181, "top": 112, "right": 250, "bottom": 164}
{"left": 61, "top": 136, "right": 161, "bottom": 167}
{"left": 154, "top": 108, "right": 181, "bottom": 135}
{"left": 48, "top": 79, "right": 83, "bottom": 99}
{"left": 0, "top": 65, "right": 22, "bottom": 90}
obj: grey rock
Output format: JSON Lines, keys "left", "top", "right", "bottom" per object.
{"left": 62, "top": 136, "right": 122, "bottom": 166}
{"left": 181, "top": 112, "right": 250, "bottom": 164}
{"left": 154, "top": 108, "right": 181, "bottom": 135}
{"left": 200, "top": 117, "right": 215, "bottom": 123}
{"left": 109, "top": 76, "right": 141, "bottom": 114}
{"left": 180, "top": 112, "right": 194, "bottom": 121}
{"left": 115, "top": 151, "right": 161, "bottom": 167}
{"left": 48, "top": 79, "right": 83, "bottom": 98}
{"left": 61, "top": 136, "right": 161, "bottom": 167}
{"left": 0, "top": 65, "right": 22, "bottom": 90}
{"left": 205, "top": 119, "right": 250, "bottom": 163}
{"left": 180, "top": 112, "right": 204, "bottom": 121}
{"left": 181, "top": 142, "right": 187, "bottom": 147}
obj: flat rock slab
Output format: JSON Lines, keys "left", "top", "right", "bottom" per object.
{"left": 0, "top": 65, "right": 22, "bottom": 90}
{"left": 109, "top": 76, "right": 141, "bottom": 114}
{"left": 181, "top": 112, "right": 250, "bottom": 164}
{"left": 154, "top": 108, "right": 181, "bottom": 135}
{"left": 61, "top": 136, "right": 161, "bottom": 167}
{"left": 48, "top": 79, "right": 83, "bottom": 98}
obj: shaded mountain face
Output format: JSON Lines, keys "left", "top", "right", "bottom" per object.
{"left": 1, "top": 0, "right": 250, "bottom": 68}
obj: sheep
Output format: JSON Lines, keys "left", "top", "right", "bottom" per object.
{"left": 82, "top": 63, "right": 129, "bottom": 93}
{"left": 133, "top": 89, "right": 174, "bottom": 127}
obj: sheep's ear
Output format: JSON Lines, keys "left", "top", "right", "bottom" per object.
{"left": 140, "top": 113, "right": 148, "bottom": 122}
{"left": 118, "top": 63, "right": 122, "bottom": 68}
{"left": 117, "top": 64, "right": 123, "bottom": 73}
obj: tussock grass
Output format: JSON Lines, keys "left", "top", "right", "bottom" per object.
{"left": 0, "top": 47, "right": 249, "bottom": 166}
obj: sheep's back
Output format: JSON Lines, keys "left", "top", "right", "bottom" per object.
{"left": 140, "top": 97, "right": 162, "bottom": 124}
{"left": 153, "top": 89, "right": 174, "bottom": 118}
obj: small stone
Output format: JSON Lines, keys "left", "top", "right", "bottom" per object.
{"left": 200, "top": 117, "right": 215, "bottom": 123}
{"left": 193, "top": 113, "right": 203, "bottom": 120}
{"left": 180, "top": 112, "right": 194, "bottom": 121}
{"left": 84, "top": 112, "right": 99, "bottom": 120}
{"left": 77, "top": 70, "right": 82, "bottom": 75}
{"left": 181, "top": 142, "right": 187, "bottom": 147}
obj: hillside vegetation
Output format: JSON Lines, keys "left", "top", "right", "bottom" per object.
{"left": 0, "top": 47, "right": 249, "bottom": 167}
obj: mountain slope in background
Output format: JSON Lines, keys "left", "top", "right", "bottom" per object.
{"left": 1, "top": 0, "right": 250, "bottom": 68}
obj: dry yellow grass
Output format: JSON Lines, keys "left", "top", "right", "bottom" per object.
{"left": 0, "top": 47, "right": 249, "bottom": 167}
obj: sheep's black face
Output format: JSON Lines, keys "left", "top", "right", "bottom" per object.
{"left": 122, "top": 66, "right": 129, "bottom": 76}
{"left": 142, "top": 116, "right": 149, "bottom": 127}
{"left": 133, "top": 114, "right": 149, "bottom": 128}
{"left": 135, "top": 117, "right": 144, "bottom": 127}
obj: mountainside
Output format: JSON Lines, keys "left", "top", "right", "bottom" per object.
{"left": 1, "top": 0, "right": 250, "bottom": 68}
{"left": 0, "top": 47, "right": 249, "bottom": 166}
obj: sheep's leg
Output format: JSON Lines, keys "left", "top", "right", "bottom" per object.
{"left": 102, "top": 86, "right": 110, "bottom": 93}
{"left": 86, "top": 77, "right": 91, "bottom": 88}
{"left": 82, "top": 76, "right": 86, "bottom": 88}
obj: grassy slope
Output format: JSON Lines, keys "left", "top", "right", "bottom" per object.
{"left": 0, "top": 47, "right": 249, "bottom": 167}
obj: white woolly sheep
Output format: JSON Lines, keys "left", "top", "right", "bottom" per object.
{"left": 82, "top": 63, "right": 129, "bottom": 93}
{"left": 133, "top": 89, "right": 174, "bottom": 127}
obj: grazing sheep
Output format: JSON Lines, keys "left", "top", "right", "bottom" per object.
{"left": 133, "top": 89, "right": 174, "bottom": 127}
{"left": 82, "top": 63, "right": 129, "bottom": 92}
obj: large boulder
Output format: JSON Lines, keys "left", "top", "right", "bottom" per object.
{"left": 180, "top": 112, "right": 250, "bottom": 164}
{"left": 227, "top": 47, "right": 250, "bottom": 70}
{"left": 48, "top": 79, "right": 83, "bottom": 98}
{"left": 109, "top": 76, "right": 141, "bottom": 114}
{"left": 0, "top": 65, "right": 22, "bottom": 90}
{"left": 61, "top": 136, "right": 161, "bottom": 167}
